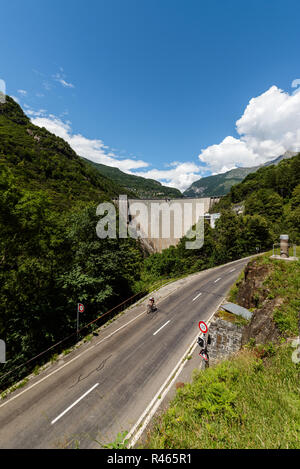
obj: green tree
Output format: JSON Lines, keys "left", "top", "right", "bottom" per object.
{"left": 240, "top": 214, "right": 273, "bottom": 253}
{"left": 245, "top": 189, "right": 283, "bottom": 223}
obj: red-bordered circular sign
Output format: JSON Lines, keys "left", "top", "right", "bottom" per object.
{"left": 78, "top": 304, "right": 85, "bottom": 313}
{"left": 198, "top": 321, "right": 208, "bottom": 334}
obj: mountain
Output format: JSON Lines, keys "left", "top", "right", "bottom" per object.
{"left": 184, "top": 166, "right": 261, "bottom": 198}
{"left": 212, "top": 152, "right": 300, "bottom": 230}
{"left": 0, "top": 96, "right": 135, "bottom": 208}
{"left": 184, "top": 151, "right": 298, "bottom": 198}
{"left": 83, "top": 159, "right": 183, "bottom": 199}
{"left": 263, "top": 150, "right": 298, "bottom": 166}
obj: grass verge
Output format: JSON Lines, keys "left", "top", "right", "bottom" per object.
{"left": 143, "top": 344, "right": 300, "bottom": 449}
{"left": 228, "top": 251, "right": 300, "bottom": 336}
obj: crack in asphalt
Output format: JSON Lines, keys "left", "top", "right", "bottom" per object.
{"left": 69, "top": 355, "right": 113, "bottom": 389}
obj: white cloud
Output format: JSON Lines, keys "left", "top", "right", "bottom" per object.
{"left": 199, "top": 85, "right": 300, "bottom": 173}
{"left": 43, "top": 81, "right": 52, "bottom": 91}
{"left": 25, "top": 108, "right": 47, "bottom": 117}
{"left": 30, "top": 113, "right": 201, "bottom": 190}
{"left": 31, "top": 115, "right": 149, "bottom": 172}
{"left": 53, "top": 69, "right": 75, "bottom": 89}
{"left": 133, "top": 162, "right": 204, "bottom": 192}
{"left": 237, "top": 85, "right": 300, "bottom": 157}
{"left": 10, "top": 96, "right": 20, "bottom": 104}
{"left": 27, "top": 82, "right": 300, "bottom": 192}
{"left": 199, "top": 136, "right": 259, "bottom": 174}
{"left": 17, "top": 89, "right": 27, "bottom": 96}
{"left": 56, "top": 78, "right": 75, "bottom": 89}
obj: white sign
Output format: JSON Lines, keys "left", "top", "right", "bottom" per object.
{"left": 198, "top": 321, "right": 208, "bottom": 334}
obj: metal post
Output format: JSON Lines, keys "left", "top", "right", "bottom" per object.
{"left": 280, "top": 235, "right": 289, "bottom": 258}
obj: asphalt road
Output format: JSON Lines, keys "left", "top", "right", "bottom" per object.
{"left": 0, "top": 257, "right": 249, "bottom": 449}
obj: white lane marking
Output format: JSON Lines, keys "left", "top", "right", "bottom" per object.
{"left": 153, "top": 321, "right": 171, "bottom": 336}
{"left": 228, "top": 268, "right": 236, "bottom": 273}
{"left": 94, "top": 309, "right": 146, "bottom": 348}
{"left": 0, "top": 309, "right": 148, "bottom": 409}
{"left": 214, "top": 278, "right": 222, "bottom": 283}
{"left": 0, "top": 255, "right": 256, "bottom": 409}
{"left": 127, "top": 298, "right": 225, "bottom": 448}
{"left": 51, "top": 383, "right": 99, "bottom": 425}
{"left": 126, "top": 333, "right": 200, "bottom": 448}
{"left": 192, "top": 293, "right": 202, "bottom": 302}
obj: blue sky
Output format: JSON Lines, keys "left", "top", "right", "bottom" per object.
{"left": 1, "top": 0, "right": 300, "bottom": 190}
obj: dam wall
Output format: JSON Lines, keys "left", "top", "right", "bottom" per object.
{"left": 121, "top": 197, "right": 220, "bottom": 253}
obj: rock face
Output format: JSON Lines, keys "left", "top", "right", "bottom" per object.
{"left": 242, "top": 298, "right": 283, "bottom": 346}
{"left": 208, "top": 260, "right": 288, "bottom": 364}
{"left": 236, "top": 260, "right": 273, "bottom": 309}
{"left": 207, "top": 259, "right": 284, "bottom": 364}
{"left": 235, "top": 260, "right": 282, "bottom": 345}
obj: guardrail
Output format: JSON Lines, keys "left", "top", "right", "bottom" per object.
{"left": 272, "top": 243, "right": 297, "bottom": 258}
{"left": 0, "top": 290, "right": 147, "bottom": 393}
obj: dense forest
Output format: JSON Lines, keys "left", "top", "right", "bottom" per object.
{"left": 0, "top": 96, "right": 299, "bottom": 389}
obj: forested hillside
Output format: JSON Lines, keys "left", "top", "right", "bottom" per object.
{"left": 0, "top": 97, "right": 134, "bottom": 207}
{"left": 83, "top": 158, "right": 183, "bottom": 199}
{"left": 184, "top": 151, "right": 297, "bottom": 198}
{"left": 0, "top": 97, "right": 144, "bottom": 386}
{"left": 213, "top": 153, "right": 300, "bottom": 243}
{"left": 184, "top": 165, "right": 261, "bottom": 197}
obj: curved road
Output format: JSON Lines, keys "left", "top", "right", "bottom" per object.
{"left": 0, "top": 257, "right": 249, "bottom": 449}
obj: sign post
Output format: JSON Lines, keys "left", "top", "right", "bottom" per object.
{"left": 198, "top": 321, "right": 210, "bottom": 366}
{"left": 77, "top": 303, "right": 85, "bottom": 338}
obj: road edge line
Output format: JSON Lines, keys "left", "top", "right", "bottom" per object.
{"left": 126, "top": 297, "right": 225, "bottom": 448}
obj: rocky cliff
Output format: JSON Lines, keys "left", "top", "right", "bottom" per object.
{"left": 235, "top": 260, "right": 283, "bottom": 345}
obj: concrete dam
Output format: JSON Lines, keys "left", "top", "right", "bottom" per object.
{"left": 116, "top": 197, "right": 220, "bottom": 253}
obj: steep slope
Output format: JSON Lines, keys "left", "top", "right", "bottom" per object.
{"left": 184, "top": 151, "right": 298, "bottom": 198}
{"left": 184, "top": 166, "right": 261, "bottom": 197}
{"left": 83, "top": 158, "right": 183, "bottom": 199}
{"left": 211, "top": 153, "right": 300, "bottom": 243}
{"left": 217, "top": 153, "right": 300, "bottom": 206}
{"left": 0, "top": 96, "right": 134, "bottom": 208}
{"left": 263, "top": 150, "right": 298, "bottom": 167}
{"left": 0, "top": 96, "right": 145, "bottom": 388}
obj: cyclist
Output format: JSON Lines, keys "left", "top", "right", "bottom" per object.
{"left": 147, "top": 297, "right": 156, "bottom": 313}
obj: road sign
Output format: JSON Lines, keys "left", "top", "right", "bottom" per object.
{"left": 199, "top": 350, "right": 209, "bottom": 361}
{"left": 77, "top": 304, "right": 85, "bottom": 337}
{"left": 198, "top": 321, "right": 208, "bottom": 334}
